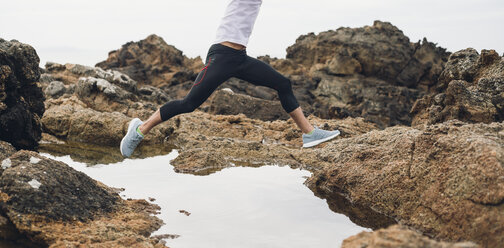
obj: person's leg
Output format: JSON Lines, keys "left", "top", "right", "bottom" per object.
{"left": 235, "top": 56, "right": 314, "bottom": 134}
{"left": 140, "top": 55, "right": 232, "bottom": 135}
{"left": 121, "top": 51, "right": 234, "bottom": 157}
{"left": 288, "top": 107, "right": 313, "bottom": 134}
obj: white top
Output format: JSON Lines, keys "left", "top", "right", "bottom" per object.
{"left": 214, "top": 0, "right": 263, "bottom": 47}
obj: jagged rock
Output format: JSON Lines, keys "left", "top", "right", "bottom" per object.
{"left": 411, "top": 49, "right": 504, "bottom": 125}
{"left": 312, "top": 74, "right": 423, "bottom": 127}
{"left": 44, "top": 81, "right": 65, "bottom": 98}
{"left": 209, "top": 89, "right": 289, "bottom": 121}
{"left": 306, "top": 120, "right": 504, "bottom": 247}
{"left": 0, "top": 38, "right": 45, "bottom": 150}
{"left": 42, "top": 62, "right": 173, "bottom": 116}
{"left": 0, "top": 144, "right": 167, "bottom": 247}
{"left": 286, "top": 21, "right": 449, "bottom": 88}
{"left": 41, "top": 96, "right": 172, "bottom": 148}
{"left": 165, "top": 112, "right": 377, "bottom": 174}
{"left": 96, "top": 34, "right": 203, "bottom": 87}
{"left": 342, "top": 225, "right": 479, "bottom": 248}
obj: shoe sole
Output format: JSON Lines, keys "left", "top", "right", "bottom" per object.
{"left": 120, "top": 118, "right": 140, "bottom": 157}
{"left": 303, "top": 131, "right": 340, "bottom": 148}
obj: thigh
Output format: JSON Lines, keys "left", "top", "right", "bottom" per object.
{"left": 183, "top": 55, "right": 233, "bottom": 106}
{"left": 235, "top": 56, "right": 288, "bottom": 90}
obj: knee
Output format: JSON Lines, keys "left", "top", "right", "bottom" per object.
{"left": 180, "top": 99, "right": 199, "bottom": 113}
{"left": 276, "top": 78, "right": 293, "bottom": 93}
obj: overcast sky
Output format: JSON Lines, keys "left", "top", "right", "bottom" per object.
{"left": 1, "top": 0, "right": 503, "bottom": 67}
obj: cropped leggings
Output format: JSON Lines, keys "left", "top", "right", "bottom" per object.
{"left": 159, "top": 43, "right": 300, "bottom": 121}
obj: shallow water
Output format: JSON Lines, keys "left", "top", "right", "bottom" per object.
{"left": 41, "top": 150, "right": 370, "bottom": 248}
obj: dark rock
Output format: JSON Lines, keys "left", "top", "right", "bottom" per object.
{"left": 312, "top": 74, "right": 423, "bottom": 127}
{"left": 0, "top": 150, "right": 119, "bottom": 221}
{"left": 209, "top": 89, "right": 289, "bottom": 121}
{"left": 0, "top": 38, "right": 45, "bottom": 150}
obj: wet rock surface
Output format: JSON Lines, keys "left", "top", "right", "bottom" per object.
{"left": 0, "top": 39, "right": 45, "bottom": 150}
{"left": 306, "top": 121, "right": 504, "bottom": 247}
{"left": 342, "top": 225, "right": 479, "bottom": 248}
{"left": 411, "top": 49, "right": 504, "bottom": 125}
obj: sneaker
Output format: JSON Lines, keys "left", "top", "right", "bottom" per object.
{"left": 302, "top": 127, "right": 340, "bottom": 148}
{"left": 120, "top": 118, "right": 144, "bottom": 157}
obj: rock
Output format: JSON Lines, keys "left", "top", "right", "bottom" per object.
{"left": 96, "top": 34, "right": 203, "bottom": 88}
{"left": 44, "top": 81, "right": 65, "bottom": 98}
{"left": 411, "top": 49, "right": 504, "bottom": 125}
{"left": 312, "top": 74, "right": 423, "bottom": 127}
{"left": 342, "top": 225, "right": 479, "bottom": 248}
{"left": 0, "top": 38, "right": 45, "bottom": 150}
{"left": 209, "top": 89, "right": 289, "bottom": 121}
{"left": 166, "top": 112, "right": 377, "bottom": 174}
{"left": 0, "top": 146, "right": 167, "bottom": 247}
{"left": 286, "top": 21, "right": 449, "bottom": 88}
{"left": 41, "top": 96, "right": 172, "bottom": 147}
{"left": 138, "top": 85, "right": 170, "bottom": 104}
{"left": 306, "top": 121, "right": 504, "bottom": 247}
{"left": 0, "top": 150, "right": 119, "bottom": 221}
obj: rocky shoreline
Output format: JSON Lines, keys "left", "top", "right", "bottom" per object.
{"left": 2, "top": 21, "right": 503, "bottom": 247}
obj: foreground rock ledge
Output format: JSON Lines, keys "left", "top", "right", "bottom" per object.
{"left": 0, "top": 141, "right": 166, "bottom": 247}
{"left": 342, "top": 225, "right": 478, "bottom": 248}
{"left": 307, "top": 120, "right": 504, "bottom": 247}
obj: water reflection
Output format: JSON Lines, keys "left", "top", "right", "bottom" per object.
{"left": 308, "top": 186, "right": 397, "bottom": 230}
{"left": 41, "top": 151, "right": 369, "bottom": 248}
{"left": 39, "top": 140, "right": 174, "bottom": 165}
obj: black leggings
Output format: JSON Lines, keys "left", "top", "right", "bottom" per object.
{"left": 159, "top": 43, "right": 300, "bottom": 121}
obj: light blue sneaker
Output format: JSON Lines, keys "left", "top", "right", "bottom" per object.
{"left": 120, "top": 118, "right": 144, "bottom": 157}
{"left": 302, "top": 127, "right": 340, "bottom": 148}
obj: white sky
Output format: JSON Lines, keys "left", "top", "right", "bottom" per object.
{"left": 1, "top": 0, "right": 503, "bottom": 67}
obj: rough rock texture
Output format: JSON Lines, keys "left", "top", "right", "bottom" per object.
{"left": 311, "top": 74, "right": 423, "bottom": 127}
{"left": 342, "top": 225, "right": 479, "bottom": 248}
{"left": 96, "top": 34, "right": 203, "bottom": 87}
{"left": 0, "top": 142, "right": 166, "bottom": 247}
{"left": 42, "top": 96, "right": 173, "bottom": 147}
{"left": 0, "top": 38, "right": 45, "bottom": 149}
{"left": 165, "top": 112, "right": 377, "bottom": 175}
{"left": 42, "top": 62, "right": 168, "bottom": 117}
{"left": 279, "top": 21, "right": 450, "bottom": 127}
{"left": 209, "top": 89, "right": 289, "bottom": 121}
{"left": 286, "top": 21, "right": 449, "bottom": 89}
{"left": 411, "top": 49, "right": 504, "bottom": 125}
{"left": 306, "top": 121, "right": 504, "bottom": 247}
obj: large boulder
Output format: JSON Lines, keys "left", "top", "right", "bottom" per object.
{"left": 286, "top": 21, "right": 449, "bottom": 89}
{"left": 306, "top": 121, "right": 504, "bottom": 247}
{"left": 312, "top": 74, "right": 423, "bottom": 127}
{"left": 0, "top": 39, "right": 45, "bottom": 150}
{"left": 0, "top": 141, "right": 166, "bottom": 247}
{"left": 96, "top": 34, "right": 202, "bottom": 87}
{"left": 411, "top": 49, "right": 504, "bottom": 125}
